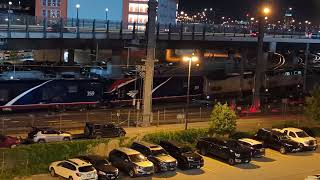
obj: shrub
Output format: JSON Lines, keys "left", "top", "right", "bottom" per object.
{"left": 209, "top": 103, "right": 237, "bottom": 136}
{"left": 305, "top": 86, "right": 320, "bottom": 123}
{"left": 143, "top": 128, "right": 209, "bottom": 146}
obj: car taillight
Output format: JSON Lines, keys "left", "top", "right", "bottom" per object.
{"left": 76, "top": 173, "right": 81, "bottom": 177}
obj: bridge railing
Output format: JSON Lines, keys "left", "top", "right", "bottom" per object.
{"left": 0, "top": 14, "right": 319, "bottom": 40}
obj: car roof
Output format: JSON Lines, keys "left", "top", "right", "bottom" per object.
{"left": 133, "top": 141, "right": 162, "bottom": 149}
{"left": 282, "top": 128, "right": 304, "bottom": 132}
{"left": 77, "top": 155, "right": 106, "bottom": 161}
{"left": 116, "top": 147, "right": 140, "bottom": 155}
{"left": 67, "top": 158, "right": 92, "bottom": 167}
{"left": 239, "top": 138, "right": 263, "bottom": 145}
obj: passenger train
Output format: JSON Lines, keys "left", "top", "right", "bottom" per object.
{"left": 0, "top": 68, "right": 303, "bottom": 111}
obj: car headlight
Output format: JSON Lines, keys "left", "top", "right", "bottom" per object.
{"left": 187, "top": 157, "right": 194, "bottom": 161}
{"left": 234, "top": 153, "right": 241, "bottom": 158}
{"left": 98, "top": 171, "right": 106, "bottom": 176}
{"left": 135, "top": 166, "right": 143, "bottom": 170}
{"left": 285, "top": 143, "right": 293, "bottom": 147}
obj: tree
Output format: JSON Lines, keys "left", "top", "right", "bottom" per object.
{"left": 305, "top": 86, "right": 320, "bottom": 123}
{"left": 209, "top": 102, "right": 237, "bottom": 136}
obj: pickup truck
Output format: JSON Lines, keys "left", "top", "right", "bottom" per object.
{"left": 273, "top": 128, "right": 317, "bottom": 151}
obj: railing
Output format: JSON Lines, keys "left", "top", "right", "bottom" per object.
{"left": 0, "top": 14, "right": 319, "bottom": 40}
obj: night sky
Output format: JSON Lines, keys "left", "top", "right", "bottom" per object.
{"left": 179, "top": 0, "right": 320, "bottom": 24}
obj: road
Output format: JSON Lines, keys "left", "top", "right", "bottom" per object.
{"left": 17, "top": 147, "right": 320, "bottom": 180}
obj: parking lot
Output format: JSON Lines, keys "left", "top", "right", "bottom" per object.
{"left": 23, "top": 147, "right": 320, "bottom": 180}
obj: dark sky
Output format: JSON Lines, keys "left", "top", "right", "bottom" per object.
{"left": 179, "top": 0, "right": 320, "bottom": 24}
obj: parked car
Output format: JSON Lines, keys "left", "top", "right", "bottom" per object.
{"left": 77, "top": 155, "right": 119, "bottom": 180}
{"left": 255, "top": 128, "right": 301, "bottom": 154}
{"left": 238, "top": 138, "right": 265, "bottom": 158}
{"left": 84, "top": 123, "right": 126, "bottom": 139}
{"left": 159, "top": 141, "right": 204, "bottom": 169}
{"left": 305, "top": 174, "right": 320, "bottom": 180}
{"left": 109, "top": 147, "right": 154, "bottom": 177}
{"left": 27, "top": 127, "right": 72, "bottom": 143}
{"left": 275, "top": 128, "right": 317, "bottom": 151}
{"left": 49, "top": 158, "right": 98, "bottom": 180}
{"left": 0, "top": 135, "right": 20, "bottom": 148}
{"left": 131, "top": 141, "right": 177, "bottom": 173}
{"left": 197, "top": 137, "right": 251, "bottom": 165}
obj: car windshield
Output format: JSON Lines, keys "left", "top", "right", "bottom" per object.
{"left": 78, "top": 165, "right": 95, "bottom": 172}
{"left": 279, "top": 135, "right": 290, "bottom": 140}
{"left": 227, "top": 141, "right": 241, "bottom": 148}
{"left": 296, "top": 131, "right": 309, "bottom": 138}
{"left": 129, "top": 154, "right": 147, "bottom": 163}
{"left": 151, "top": 149, "right": 168, "bottom": 156}
{"left": 179, "top": 146, "right": 192, "bottom": 153}
{"left": 96, "top": 159, "right": 110, "bottom": 165}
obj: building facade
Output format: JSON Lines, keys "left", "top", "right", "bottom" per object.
{"left": 35, "top": 0, "right": 67, "bottom": 19}
{"left": 123, "top": 0, "right": 178, "bottom": 30}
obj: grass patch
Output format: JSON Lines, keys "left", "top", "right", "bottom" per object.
{"left": 0, "top": 139, "right": 110, "bottom": 180}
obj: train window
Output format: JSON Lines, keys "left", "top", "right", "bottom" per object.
{"left": 68, "top": 86, "right": 78, "bottom": 93}
{"left": 284, "top": 72, "right": 291, "bottom": 76}
{"left": 0, "top": 89, "right": 8, "bottom": 101}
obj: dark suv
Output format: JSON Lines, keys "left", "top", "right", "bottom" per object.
{"left": 255, "top": 128, "right": 301, "bottom": 154}
{"left": 131, "top": 141, "right": 177, "bottom": 172}
{"left": 197, "top": 137, "right": 252, "bottom": 165}
{"left": 159, "top": 141, "right": 204, "bottom": 170}
{"left": 77, "top": 155, "right": 119, "bottom": 180}
{"left": 84, "top": 123, "right": 126, "bottom": 139}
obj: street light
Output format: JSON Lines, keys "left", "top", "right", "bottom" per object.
{"left": 253, "top": 5, "right": 272, "bottom": 111}
{"left": 105, "top": 8, "right": 109, "bottom": 21}
{"left": 76, "top": 4, "right": 80, "bottom": 19}
{"left": 183, "top": 54, "right": 199, "bottom": 130}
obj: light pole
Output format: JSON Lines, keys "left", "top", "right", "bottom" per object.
{"left": 183, "top": 54, "right": 199, "bottom": 130}
{"left": 105, "top": 8, "right": 109, "bottom": 21}
{"left": 253, "top": 5, "right": 271, "bottom": 111}
{"left": 76, "top": 4, "right": 80, "bottom": 23}
{"left": 8, "top": 1, "right": 12, "bottom": 38}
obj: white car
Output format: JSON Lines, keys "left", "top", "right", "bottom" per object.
{"left": 28, "top": 127, "right": 72, "bottom": 143}
{"left": 278, "top": 128, "right": 317, "bottom": 151}
{"left": 49, "top": 158, "right": 98, "bottom": 180}
{"left": 305, "top": 174, "right": 320, "bottom": 180}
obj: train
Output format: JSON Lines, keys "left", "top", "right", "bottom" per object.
{"left": 0, "top": 68, "right": 303, "bottom": 112}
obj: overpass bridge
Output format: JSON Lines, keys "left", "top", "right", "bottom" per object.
{"left": 0, "top": 17, "right": 319, "bottom": 50}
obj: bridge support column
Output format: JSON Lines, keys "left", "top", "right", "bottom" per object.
{"left": 303, "top": 43, "right": 310, "bottom": 93}
{"left": 269, "top": 42, "right": 277, "bottom": 53}
{"left": 67, "top": 49, "right": 75, "bottom": 65}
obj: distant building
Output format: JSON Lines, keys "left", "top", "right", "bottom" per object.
{"left": 123, "top": 0, "right": 178, "bottom": 30}
{"left": 35, "top": 0, "right": 67, "bottom": 19}
{"left": 0, "top": 0, "right": 35, "bottom": 16}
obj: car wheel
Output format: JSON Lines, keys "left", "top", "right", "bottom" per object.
{"left": 128, "top": 169, "right": 135, "bottom": 177}
{"left": 50, "top": 168, "right": 56, "bottom": 177}
{"left": 95, "top": 134, "right": 102, "bottom": 139}
{"left": 10, "top": 144, "right": 17, "bottom": 148}
{"left": 37, "top": 139, "right": 46, "bottom": 143}
{"left": 119, "top": 131, "right": 125, "bottom": 137}
{"left": 200, "top": 147, "right": 207, "bottom": 156}
{"left": 228, "top": 158, "right": 235, "bottom": 166}
{"left": 280, "top": 147, "right": 287, "bottom": 154}
{"left": 63, "top": 137, "right": 71, "bottom": 141}
{"left": 68, "top": 176, "right": 73, "bottom": 180}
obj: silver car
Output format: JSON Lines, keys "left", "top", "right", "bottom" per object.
{"left": 28, "top": 127, "right": 72, "bottom": 143}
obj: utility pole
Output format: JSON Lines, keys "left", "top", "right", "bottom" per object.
{"left": 303, "top": 43, "right": 310, "bottom": 94}
{"left": 142, "top": 0, "right": 157, "bottom": 126}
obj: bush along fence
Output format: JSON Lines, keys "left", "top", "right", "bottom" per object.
{"left": 0, "top": 139, "right": 111, "bottom": 180}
